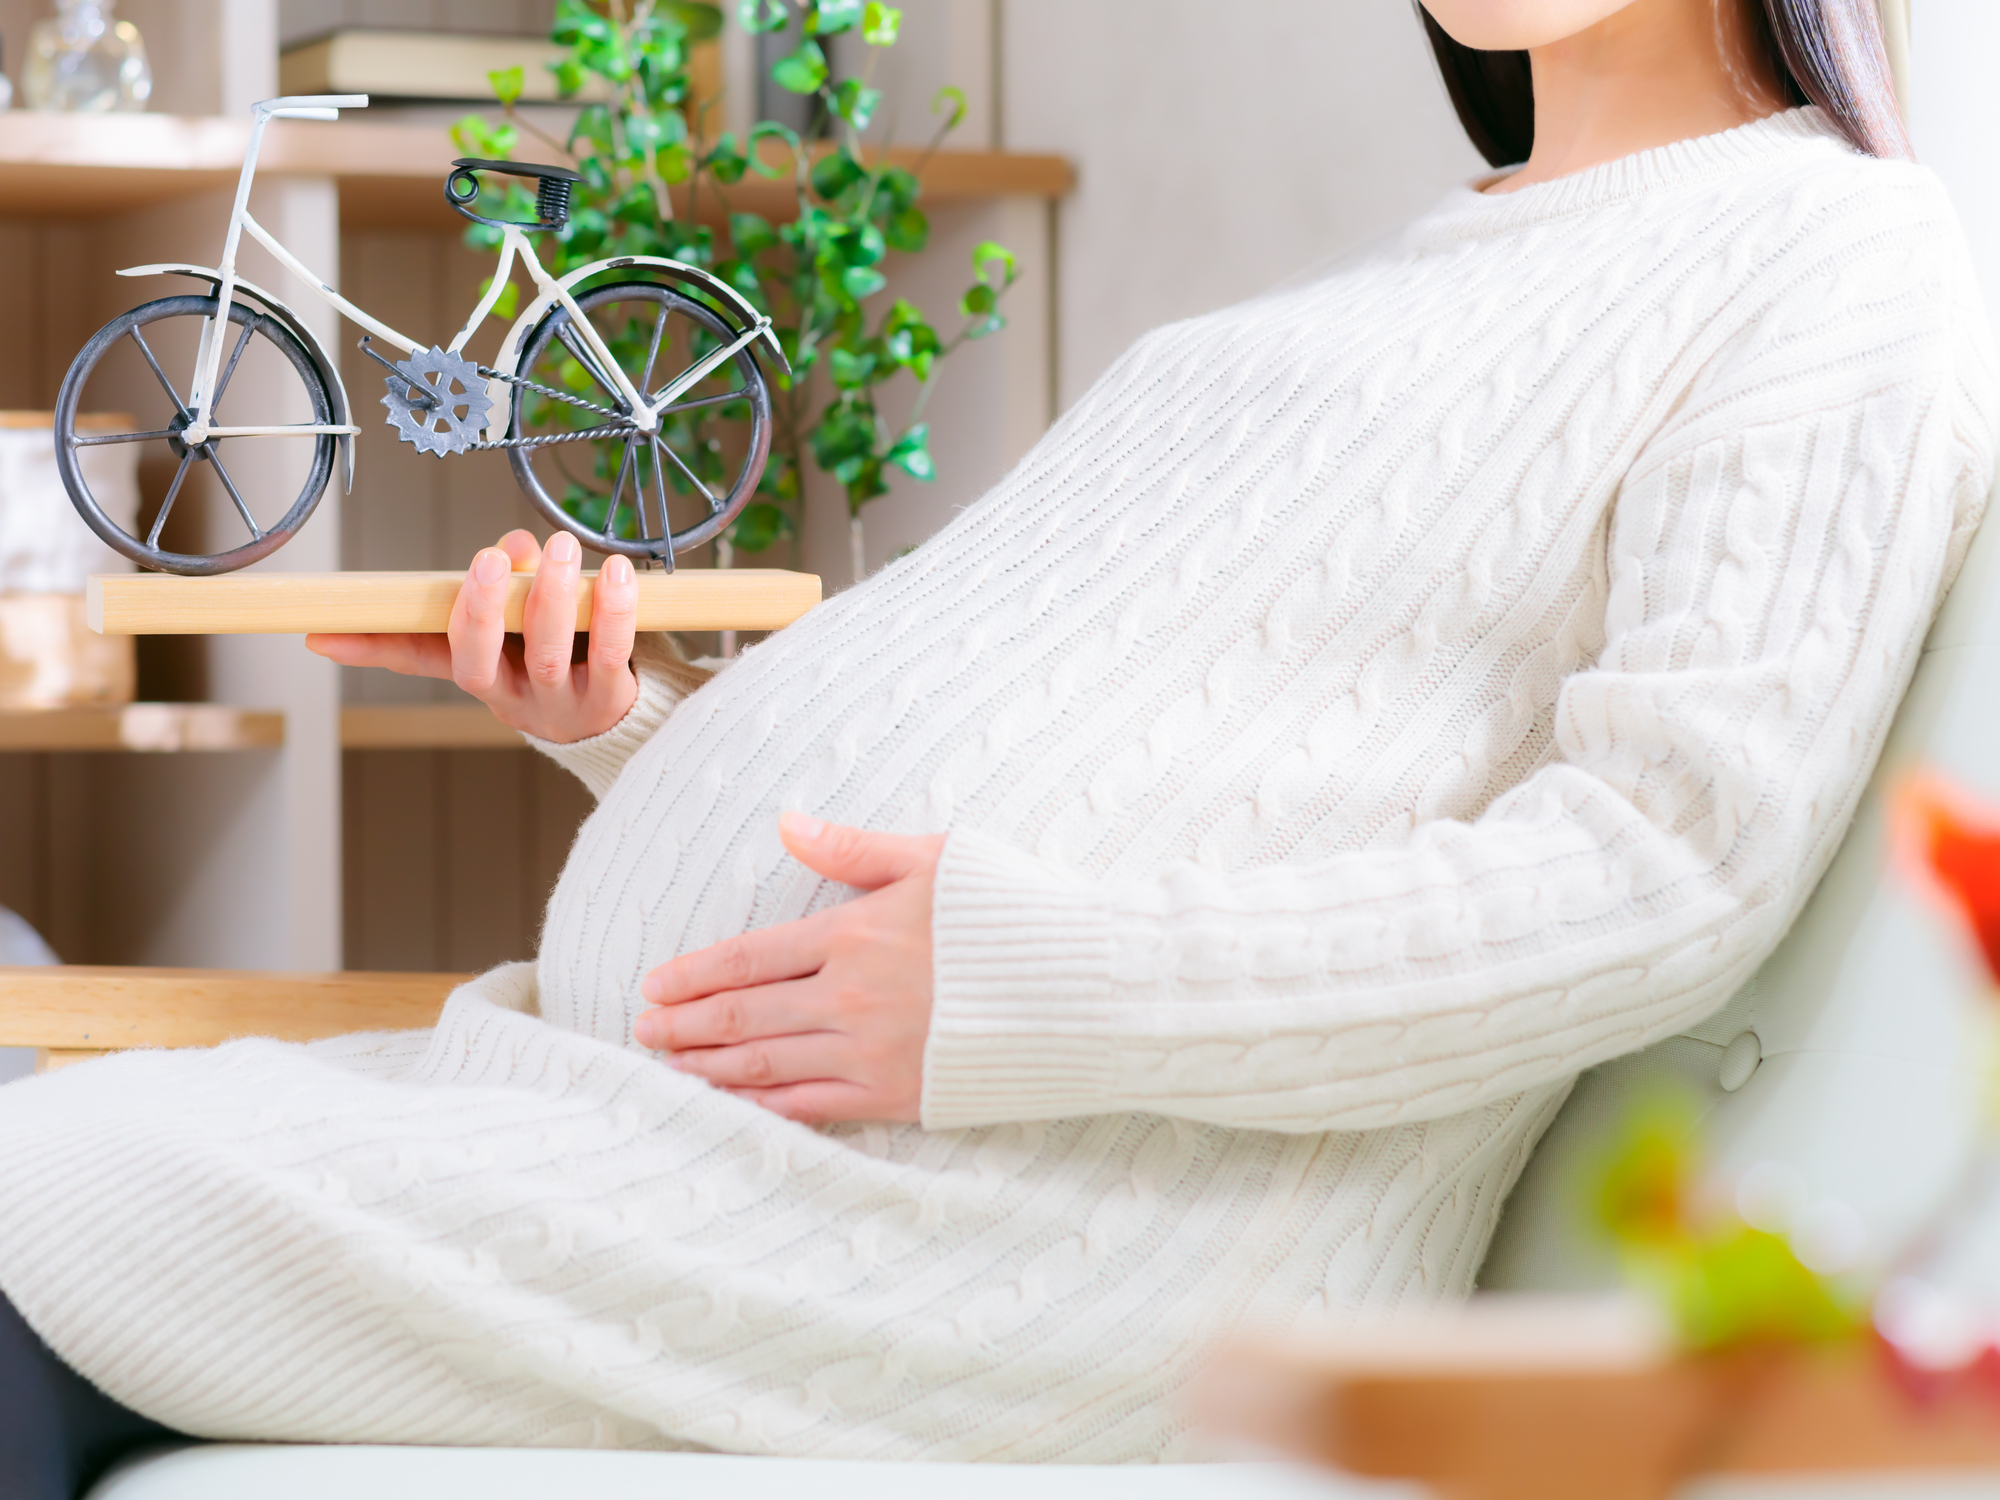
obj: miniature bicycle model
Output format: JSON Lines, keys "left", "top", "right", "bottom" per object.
{"left": 55, "top": 94, "right": 787, "bottom": 576}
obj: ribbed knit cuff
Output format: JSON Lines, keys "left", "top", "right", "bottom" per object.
{"left": 922, "top": 828, "right": 1118, "bottom": 1130}
{"left": 524, "top": 635, "right": 712, "bottom": 800}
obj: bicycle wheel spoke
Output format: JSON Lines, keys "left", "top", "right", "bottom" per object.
{"left": 208, "top": 451, "right": 264, "bottom": 541}
{"left": 639, "top": 304, "right": 669, "bottom": 396}
{"left": 653, "top": 388, "right": 749, "bottom": 417}
{"left": 209, "top": 322, "right": 257, "bottom": 411}
{"left": 72, "top": 428, "right": 179, "bottom": 447}
{"left": 555, "top": 321, "right": 625, "bottom": 408}
{"left": 604, "top": 435, "right": 637, "bottom": 541}
{"left": 129, "top": 327, "right": 191, "bottom": 419}
{"left": 645, "top": 436, "right": 675, "bottom": 542}
{"left": 656, "top": 436, "right": 719, "bottom": 510}
{"left": 145, "top": 453, "right": 195, "bottom": 549}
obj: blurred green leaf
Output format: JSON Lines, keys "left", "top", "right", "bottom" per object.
{"left": 841, "top": 265, "right": 888, "bottom": 299}
{"left": 747, "top": 120, "right": 800, "bottom": 176}
{"left": 833, "top": 78, "right": 882, "bottom": 131}
{"left": 662, "top": 1, "right": 724, "bottom": 40}
{"left": 972, "top": 239, "right": 1018, "bottom": 288}
{"left": 931, "top": 84, "right": 967, "bottom": 131}
{"left": 887, "top": 423, "right": 933, "bottom": 479}
{"left": 737, "top": 0, "right": 788, "bottom": 34}
{"left": 807, "top": 0, "right": 864, "bottom": 34}
{"left": 730, "top": 211, "right": 778, "bottom": 256}
{"left": 862, "top": 1, "right": 901, "bottom": 44}
{"left": 883, "top": 206, "right": 927, "bottom": 253}
{"left": 488, "top": 66, "right": 526, "bottom": 107}
{"left": 771, "top": 39, "right": 828, "bottom": 93}
{"left": 729, "top": 500, "right": 794, "bottom": 552}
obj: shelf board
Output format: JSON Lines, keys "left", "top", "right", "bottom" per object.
{"left": 0, "top": 965, "right": 460, "bottom": 1050}
{"left": 0, "top": 703, "right": 284, "bottom": 752}
{"left": 0, "top": 113, "right": 1074, "bottom": 226}
{"left": 88, "top": 567, "right": 820, "bottom": 635}
{"left": 341, "top": 703, "right": 522, "bottom": 750}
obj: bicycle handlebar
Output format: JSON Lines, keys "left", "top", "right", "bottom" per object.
{"left": 254, "top": 94, "right": 370, "bottom": 121}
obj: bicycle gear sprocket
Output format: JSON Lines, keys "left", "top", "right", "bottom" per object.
{"left": 381, "top": 345, "right": 494, "bottom": 457}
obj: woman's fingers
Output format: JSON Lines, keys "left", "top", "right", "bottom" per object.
{"left": 448, "top": 546, "right": 516, "bottom": 698}
{"left": 585, "top": 552, "right": 639, "bottom": 723}
{"left": 722, "top": 1082, "right": 879, "bottom": 1126}
{"left": 636, "top": 976, "right": 821, "bottom": 1052}
{"left": 304, "top": 632, "right": 456, "bottom": 679}
{"left": 522, "top": 531, "right": 582, "bottom": 697}
{"left": 639, "top": 910, "right": 837, "bottom": 1012}
{"left": 496, "top": 529, "right": 543, "bottom": 571}
{"left": 666, "top": 1031, "right": 858, "bottom": 1091}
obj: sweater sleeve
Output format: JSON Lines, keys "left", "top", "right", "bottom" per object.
{"left": 524, "top": 633, "right": 714, "bottom": 801}
{"left": 922, "top": 235, "right": 1999, "bottom": 1134}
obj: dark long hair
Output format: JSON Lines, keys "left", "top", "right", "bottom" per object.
{"left": 1419, "top": 0, "right": 1908, "bottom": 166}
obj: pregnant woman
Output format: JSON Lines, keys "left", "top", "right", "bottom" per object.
{"left": 2, "top": 0, "right": 1992, "bottom": 1490}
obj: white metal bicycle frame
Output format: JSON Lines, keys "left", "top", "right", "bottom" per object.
{"left": 180, "top": 95, "right": 771, "bottom": 448}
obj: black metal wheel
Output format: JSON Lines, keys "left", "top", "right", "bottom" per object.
{"left": 54, "top": 294, "right": 337, "bottom": 575}
{"left": 508, "top": 281, "right": 772, "bottom": 564}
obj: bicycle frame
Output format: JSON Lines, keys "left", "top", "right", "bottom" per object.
{"left": 179, "top": 94, "right": 775, "bottom": 449}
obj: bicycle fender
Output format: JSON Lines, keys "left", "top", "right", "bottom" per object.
{"left": 117, "top": 263, "right": 357, "bottom": 493}
{"left": 494, "top": 254, "right": 790, "bottom": 395}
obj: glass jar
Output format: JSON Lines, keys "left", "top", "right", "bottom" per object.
{"left": 23, "top": 0, "right": 151, "bottom": 114}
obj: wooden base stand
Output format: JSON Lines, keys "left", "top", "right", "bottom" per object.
{"left": 87, "top": 569, "right": 822, "bottom": 635}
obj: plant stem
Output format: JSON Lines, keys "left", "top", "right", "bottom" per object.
{"left": 849, "top": 513, "right": 866, "bottom": 585}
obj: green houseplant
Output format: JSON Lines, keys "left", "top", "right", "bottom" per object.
{"left": 452, "top": 0, "right": 1021, "bottom": 586}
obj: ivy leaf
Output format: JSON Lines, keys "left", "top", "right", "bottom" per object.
{"left": 809, "top": 148, "right": 867, "bottom": 202}
{"left": 729, "top": 501, "right": 793, "bottom": 553}
{"left": 771, "top": 38, "right": 829, "bottom": 91}
{"left": 450, "top": 113, "right": 517, "bottom": 159}
{"left": 883, "top": 206, "right": 927, "bottom": 253}
{"left": 661, "top": 1, "right": 724, "bottom": 40}
{"left": 488, "top": 66, "right": 526, "bottom": 107}
{"left": 931, "top": 84, "right": 967, "bottom": 132}
{"left": 657, "top": 143, "right": 695, "bottom": 184}
{"left": 833, "top": 78, "right": 882, "bottom": 131}
{"left": 554, "top": 0, "right": 615, "bottom": 45}
{"left": 841, "top": 265, "right": 888, "bottom": 299}
{"left": 862, "top": 1, "right": 901, "bottom": 44}
{"left": 478, "top": 275, "right": 520, "bottom": 320}
{"left": 807, "top": 0, "right": 864, "bottom": 34}
{"left": 960, "top": 283, "right": 994, "bottom": 317}
{"left": 828, "top": 346, "right": 878, "bottom": 388}
{"left": 737, "top": 0, "right": 788, "bottom": 33}
{"left": 887, "top": 424, "right": 934, "bottom": 480}
{"left": 730, "top": 211, "right": 777, "bottom": 256}
{"left": 550, "top": 56, "right": 589, "bottom": 97}
{"left": 747, "top": 121, "right": 800, "bottom": 177}
{"left": 705, "top": 133, "right": 747, "bottom": 183}
{"left": 972, "top": 239, "right": 1018, "bottom": 289}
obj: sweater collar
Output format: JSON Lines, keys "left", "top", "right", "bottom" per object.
{"left": 1409, "top": 107, "right": 1858, "bottom": 242}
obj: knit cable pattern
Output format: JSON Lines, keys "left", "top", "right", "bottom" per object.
{"left": 0, "top": 108, "right": 1989, "bottom": 1462}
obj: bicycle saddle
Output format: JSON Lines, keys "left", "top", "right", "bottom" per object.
{"left": 445, "top": 158, "right": 584, "bottom": 233}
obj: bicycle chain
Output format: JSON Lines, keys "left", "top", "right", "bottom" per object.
{"left": 466, "top": 361, "right": 644, "bottom": 452}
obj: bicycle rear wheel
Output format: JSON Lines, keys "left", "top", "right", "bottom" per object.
{"left": 507, "top": 281, "right": 772, "bottom": 565}
{"left": 55, "top": 294, "right": 336, "bottom": 575}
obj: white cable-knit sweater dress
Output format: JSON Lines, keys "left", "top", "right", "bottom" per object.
{"left": 0, "top": 109, "right": 1994, "bottom": 1460}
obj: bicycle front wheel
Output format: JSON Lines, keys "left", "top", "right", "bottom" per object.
{"left": 55, "top": 294, "right": 337, "bottom": 576}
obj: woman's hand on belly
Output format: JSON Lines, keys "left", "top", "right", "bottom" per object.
{"left": 305, "top": 529, "right": 640, "bottom": 744}
{"left": 634, "top": 814, "right": 944, "bottom": 1125}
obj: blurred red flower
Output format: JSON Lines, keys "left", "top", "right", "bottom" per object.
{"left": 1895, "top": 772, "right": 2000, "bottom": 984}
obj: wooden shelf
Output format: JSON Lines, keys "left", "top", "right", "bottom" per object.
{"left": 0, "top": 965, "right": 459, "bottom": 1050}
{"left": 0, "top": 703, "right": 284, "bottom": 752}
{"left": 341, "top": 703, "right": 522, "bottom": 750}
{"left": 0, "top": 113, "right": 1075, "bottom": 227}
{"left": 89, "top": 568, "right": 820, "bottom": 635}
{"left": 1204, "top": 1297, "right": 2000, "bottom": 1500}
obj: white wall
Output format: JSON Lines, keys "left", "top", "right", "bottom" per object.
{"left": 1002, "top": 0, "right": 1484, "bottom": 410}
{"left": 1908, "top": 0, "right": 2000, "bottom": 334}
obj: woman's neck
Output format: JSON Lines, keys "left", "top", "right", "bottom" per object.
{"left": 1488, "top": 0, "right": 1790, "bottom": 194}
